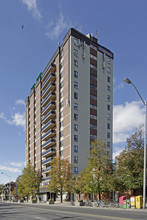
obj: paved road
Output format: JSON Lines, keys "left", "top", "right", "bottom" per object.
{"left": 0, "top": 202, "right": 147, "bottom": 220}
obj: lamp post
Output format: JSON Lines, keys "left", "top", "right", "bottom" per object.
{"left": 124, "top": 78, "right": 147, "bottom": 209}
{"left": 1, "top": 172, "right": 11, "bottom": 201}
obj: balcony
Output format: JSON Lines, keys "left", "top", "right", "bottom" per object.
{"left": 42, "top": 129, "right": 56, "bottom": 141}
{"left": 42, "top": 82, "right": 56, "bottom": 99}
{"left": 41, "top": 101, "right": 56, "bottom": 116}
{"left": 42, "top": 110, "right": 55, "bottom": 124}
{"left": 41, "top": 92, "right": 55, "bottom": 107}
{"left": 42, "top": 139, "right": 55, "bottom": 149}
{"left": 42, "top": 147, "right": 56, "bottom": 157}
{"left": 41, "top": 120, "right": 55, "bottom": 132}
{"left": 43, "top": 176, "right": 51, "bottom": 181}
{"left": 42, "top": 73, "right": 56, "bottom": 90}
{"left": 42, "top": 157, "right": 53, "bottom": 165}
{"left": 42, "top": 63, "right": 56, "bottom": 82}
{"left": 42, "top": 166, "right": 51, "bottom": 174}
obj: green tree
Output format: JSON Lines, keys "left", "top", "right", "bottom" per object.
{"left": 83, "top": 139, "right": 114, "bottom": 199}
{"left": 0, "top": 184, "right": 3, "bottom": 195}
{"left": 48, "top": 156, "right": 71, "bottom": 203}
{"left": 71, "top": 170, "right": 87, "bottom": 200}
{"left": 115, "top": 126, "right": 144, "bottom": 194}
{"left": 17, "top": 163, "right": 41, "bottom": 199}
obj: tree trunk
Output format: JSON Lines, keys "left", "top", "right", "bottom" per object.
{"left": 61, "top": 191, "right": 63, "bottom": 203}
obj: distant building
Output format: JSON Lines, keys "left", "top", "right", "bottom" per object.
{"left": 25, "top": 28, "right": 114, "bottom": 200}
{"left": 2, "top": 182, "right": 16, "bottom": 200}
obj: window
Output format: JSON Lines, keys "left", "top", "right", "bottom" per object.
{"left": 74, "top": 167, "right": 78, "bottom": 174}
{"left": 60, "top": 81, "right": 64, "bottom": 89}
{"left": 74, "top": 156, "right": 78, "bottom": 163}
{"left": 74, "top": 145, "right": 78, "bottom": 153}
{"left": 90, "top": 104, "right": 97, "bottom": 110}
{"left": 60, "top": 120, "right": 64, "bottom": 127}
{"left": 107, "top": 67, "right": 111, "bottom": 73}
{"left": 74, "top": 135, "right": 78, "bottom": 142}
{"left": 74, "top": 71, "right": 78, "bottom": 78}
{"left": 74, "top": 81, "right": 78, "bottom": 89}
{"left": 60, "top": 101, "right": 64, "bottom": 108}
{"left": 74, "top": 124, "right": 78, "bottom": 131}
{"left": 90, "top": 124, "right": 97, "bottom": 130}
{"left": 90, "top": 134, "right": 97, "bottom": 139}
{"left": 74, "top": 49, "right": 78, "bottom": 57}
{"left": 90, "top": 84, "right": 97, "bottom": 90}
{"left": 107, "top": 104, "right": 110, "bottom": 111}
{"left": 60, "top": 141, "right": 63, "bottom": 148}
{"left": 107, "top": 142, "right": 110, "bottom": 148}
{"left": 60, "top": 150, "right": 63, "bottom": 157}
{"left": 60, "top": 111, "right": 63, "bottom": 118}
{"left": 107, "top": 132, "right": 110, "bottom": 138}
{"left": 90, "top": 64, "right": 97, "bottom": 71}
{"left": 74, "top": 113, "right": 78, "bottom": 121}
{"left": 107, "top": 95, "right": 111, "bottom": 102}
{"left": 74, "top": 103, "right": 78, "bottom": 111}
{"left": 74, "top": 60, "right": 78, "bottom": 67}
{"left": 74, "top": 92, "right": 78, "bottom": 100}
{"left": 74, "top": 38, "right": 78, "bottom": 46}
{"left": 90, "top": 114, "right": 97, "bottom": 120}
{"left": 107, "top": 151, "right": 110, "bottom": 156}
{"left": 107, "top": 113, "right": 111, "bottom": 120}
{"left": 90, "top": 94, "right": 97, "bottom": 100}
{"left": 60, "top": 130, "right": 63, "bottom": 138}
{"left": 107, "top": 123, "right": 110, "bottom": 129}
{"left": 107, "top": 76, "right": 111, "bottom": 83}
{"left": 90, "top": 44, "right": 97, "bottom": 51}
{"left": 90, "top": 74, "right": 97, "bottom": 80}
{"left": 90, "top": 54, "right": 97, "bottom": 60}
{"left": 107, "top": 57, "right": 111, "bottom": 64}
{"left": 60, "top": 72, "right": 64, "bottom": 79}
{"left": 107, "top": 86, "right": 111, "bottom": 92}
{"left": 60, "top": 91, "right": 63, "bottom": 99}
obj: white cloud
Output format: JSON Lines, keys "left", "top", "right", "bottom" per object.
{"left": 113, "top": 101, "right": 144, "bottom": 144}
{"left": 21, "top": 0, "right": 41, "bottom": 20}
{"left": 16, "top": 99, "right": 25, "bottom": 105}
{"left": 0, "top": 112, "right": 25, "bottom": 128}
{"left": 0, "top": 166, "right": 21, "bottom": 173}
{"left": 46, "top": 12, "right": 72, "bottom": 39}
{"left": 113, "top": 146, "right": 123, "bottom": 161}
{"left": 9, "top": 162, "right": 24, "bottom": 168}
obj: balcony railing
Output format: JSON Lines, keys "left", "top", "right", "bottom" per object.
{"left": 42, "top": 73, "right": 55, "bottom": 89}
{"left": 42, "top": 63, "right": 56, "bottom": 81}
{"left": 41, "top": 92, "right": 55, "bottom": 106}
{"left": 42, "top": 110, "right": 55, "bottom": 123}
{"left": 42, "top": 129, "right": 55, "bottom": 140}
{"left": 42, "top": 139, "right": 55, "bottom": 149}
{"left": 42, "top": 82, "right": 56, "bottom": 98}
{"left": 41, "top": 101, "right": 56, "bottom": 115}
{"left": 41, "top": 120, "right": 55, "bottom": 132}
{"left": 42, "top": 166, "right": 51, "bottom": 173}
{"left": 42, "top": 157, "right": 53, "bottom": 165}
{"left": 43, "top": 176, "right": 50, "bottom": 181}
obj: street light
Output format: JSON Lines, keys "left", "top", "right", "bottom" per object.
{"left": 124, "top": 78, "right": 147, "bottom": 209}
{"left": 1, "top": 172, "right": 11, "bottom": 201}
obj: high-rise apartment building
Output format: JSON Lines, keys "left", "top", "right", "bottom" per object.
{"left": 25, "top": 28, "right": 113, "bottom": 197}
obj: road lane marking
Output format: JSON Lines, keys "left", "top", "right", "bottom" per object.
{"left": 24, "top": 206, "right": 136, "bottom": 220}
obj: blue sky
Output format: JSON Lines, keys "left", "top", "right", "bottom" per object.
{"left": 0, "top": 0, "right": 147, "bottom": 184}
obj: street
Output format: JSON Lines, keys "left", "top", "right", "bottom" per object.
{"left": 0, "top": 202, "right": 147, "bottom": 220}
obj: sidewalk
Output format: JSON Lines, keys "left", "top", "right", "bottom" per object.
{"left": 5, "top": 200, "right": 147, "bottom": 212}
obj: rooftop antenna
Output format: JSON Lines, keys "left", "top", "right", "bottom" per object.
{"left": 96, "top": 30, "right": 98, "bottom": 39}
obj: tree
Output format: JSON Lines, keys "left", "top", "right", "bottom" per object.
{"left": 0, "top": 184, "right": 3, "bottom": 195}
{"left": 17, "top": 163, "right": 41, "bottom": 199}
{"left": 48, "top": 156, "right": 71, "bottom": 203}
{"left": 71, "top": 170, "right": 87, "bottom": 200}
{"left": 115, "top": 126, "right": 144, "bottom": 194}
{"left": 83, "top": 139, "right": 114, "bottom": 199}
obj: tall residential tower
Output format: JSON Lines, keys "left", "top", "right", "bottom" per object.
{"left": 25, "top": 28, "right": 114, "bottom": 197}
